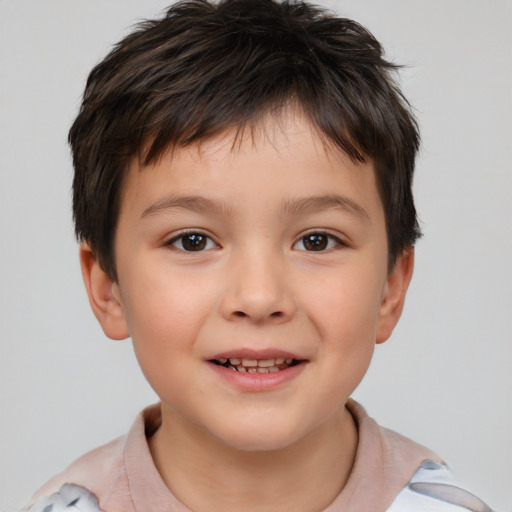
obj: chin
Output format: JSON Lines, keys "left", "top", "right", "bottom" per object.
{"left": 213, "top": 419, "right": 306, "bottom": 453}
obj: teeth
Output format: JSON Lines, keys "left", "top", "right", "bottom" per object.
{"left": 216, "top": 357, "right": 298, "bottom": 372}
{"left": 231, "top": 357, "right": 295, "bottom": 367}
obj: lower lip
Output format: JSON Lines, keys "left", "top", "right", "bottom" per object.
{"left": 207, "top": 361, "right": 307, "bottom": 392}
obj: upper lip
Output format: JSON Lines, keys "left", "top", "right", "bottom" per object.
{"left": 208, "top": 348, "right": 307, "bottom": 361}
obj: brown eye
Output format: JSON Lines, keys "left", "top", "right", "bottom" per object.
{"left": 170, "top": 233, "right": 216, "bottom": 251}
{"left": 182, "top": 234, "right": 206, "bottom": 251}
{"left": 293, "top": 233, "right": 343, "bottom": 252}
{"left": 302, "top": 234, "right": 328, "bottom": 251}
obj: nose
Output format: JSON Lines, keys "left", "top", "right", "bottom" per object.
{"left": 219, "top": 250, "right": 296, "bottom": 324}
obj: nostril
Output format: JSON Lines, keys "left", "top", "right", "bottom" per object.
{"left": 232, "top": 310, "right": 283, "bottom": 319}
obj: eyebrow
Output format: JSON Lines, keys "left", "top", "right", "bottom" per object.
{"left": 281, "top": 195, "right": 369, "bottom": 221}
{"left": 141, "top": 195, "right": 233, "bottom": 219}
{"left": 141, "top": 193, "right": 369, "bottom": 221}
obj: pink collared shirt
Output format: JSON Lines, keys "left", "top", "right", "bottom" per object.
{"left": 26, "top": 400, "right": 492, "bottom": 512}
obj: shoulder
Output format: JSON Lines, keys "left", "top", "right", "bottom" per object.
{"left": 346, "top": 401, "right": 494, "bottom": 512}
{"left": 24, "top": 404, "right": 161, "bottom": 512}
{"left": 387, "top": 460, "right": 495, "bottom": 512}
{"left": 25, "top": 435, "right": 126, "bottom": 510}
{"left": 24, "top": 483, "right": 106, "bottom": 512}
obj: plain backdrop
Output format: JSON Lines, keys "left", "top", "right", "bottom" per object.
{"left": 0, "top": 1, "right": 511, "bottom": 511}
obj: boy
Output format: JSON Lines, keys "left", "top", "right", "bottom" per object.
{"left": 25, "top": 0, "right": 494, "bottom": 511}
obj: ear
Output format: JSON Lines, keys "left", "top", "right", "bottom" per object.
{"left": 79, "top": 243, "right": 130, "bottom": 340}
{"left": 376, "top": 248, "right": 415, "bottom": 344}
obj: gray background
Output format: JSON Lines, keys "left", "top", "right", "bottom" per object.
{"left": 1, "top": 1, "right": 510, "bottom": 511}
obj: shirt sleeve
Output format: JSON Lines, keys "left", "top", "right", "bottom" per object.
{"left": 23, "top": 484, "right": 105, "bottom": 512}
{"left": 387, "top": 460, "right": 495, "bottom": 512}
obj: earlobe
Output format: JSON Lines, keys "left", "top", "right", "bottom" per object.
{"left": 376, "top": 248, "right": 415, "bottom": 344}
{"left": 79, "top": 243, "right": 130, "bottom": 340}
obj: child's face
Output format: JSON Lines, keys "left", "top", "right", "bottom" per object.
{"left": 83, "top": 109, "right": 412, "bottom": 451}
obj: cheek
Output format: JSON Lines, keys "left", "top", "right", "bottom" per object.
{"left": 119, "top": 269, "right": 216, "bottom": 382}
{"left": 306, "top": 267, "right": 384, "bottom": 390}
{"left": 122, "top": 262, "right": 214, "bottom": 335}
{"left": 309, "top": 266, "right": 385, "bottom": 342}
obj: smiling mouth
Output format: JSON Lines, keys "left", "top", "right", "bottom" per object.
{"left": 209, "top": 357, "right": 302, "bottom": 373}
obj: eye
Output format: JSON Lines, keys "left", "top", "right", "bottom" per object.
{"left": 293, "top": 232, "right": 344, "bottom": 252}
{"left": 167, "top": 232, "right": 218, "bottom": 252}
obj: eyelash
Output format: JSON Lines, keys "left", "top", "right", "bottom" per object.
{"left": 165, "top": 231, "right": 218, "bottom": 252}
{"left": 165, "top": 230, "right": 345, "bottom": 253}
{"left": 293, "top": 232, "right": 346, "bottom": 252}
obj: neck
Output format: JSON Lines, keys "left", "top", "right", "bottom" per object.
{"left": 149, "top": 404, "right": 358, "bottom": 512}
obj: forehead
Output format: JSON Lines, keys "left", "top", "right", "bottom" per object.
{"left": 145, "top": 107, "right": 333, "bottom": 167}
{"left": 120, "top": 109, "right": 383, "bottom": 222}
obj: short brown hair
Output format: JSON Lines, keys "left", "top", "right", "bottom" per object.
{"left": 70, "top": 0, "right": 421, "bottom": 280}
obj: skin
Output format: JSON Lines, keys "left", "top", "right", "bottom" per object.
{"left": 80, "top": 108, "right": 414, "bottom": 512}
